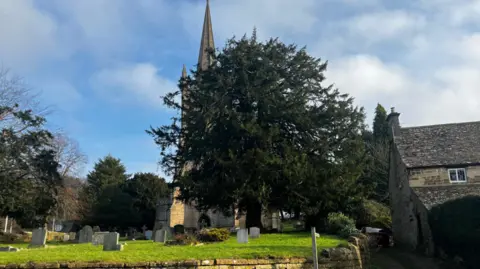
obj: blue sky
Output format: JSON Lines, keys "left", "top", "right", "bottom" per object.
{"left": 1, "top": 0, "right": 479, "bottom": 179}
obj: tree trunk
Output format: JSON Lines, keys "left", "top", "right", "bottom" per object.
{"left": 245, "top": 201, "right": 263, "bottom": 229}
{"left": 293, "top": 207, "right": 301, "bottom": 220}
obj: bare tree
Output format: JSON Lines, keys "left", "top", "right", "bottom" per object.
{"left": 0, "top": 67, "right": 51, "bottom": 130}
{"left": 50, "top": 132, "right": 88, "bottom": 177}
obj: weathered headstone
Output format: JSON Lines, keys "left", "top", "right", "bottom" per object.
{"left": 68, "top": 232, "right": 76, "bottom": 241}
{"left": 236, "top": 228, "right": 248, "bottom": 243}
{"left": 63, "top": 233, "right": 70, "bottom": 242}
{"left": 93, "top": 226, "right": 101, "bottom": 233}
{"left": 92, "top": 232, "right": 109, "bottom": 245}
{"left": 153, "top": 228, "right": 169, "bottom": 243}
{"left": 145, "top": 230, "right": 153, "bottom": 240}
{"left": 0, "top": 246, "right": 19, "bottom": 252}
{"left": 29, "top": 228, "right": 47, "bottom": 248}
{"left": 103, "top": 232, "right": 123, "bottom": 251}
{"left": 249, "top": 227, "right": 260, "bottom": 238}
{"left": 78, "top": 225, "right": 93, "bottom": 243}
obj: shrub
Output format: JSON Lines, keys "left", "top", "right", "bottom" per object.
{"left": 429, "top": 196, "right": 480, "bottom": 269}
{"left": 0, "top": 232, "right": 18, "bottom": 243}
{"left": 197, "top": 228, "right": 230, "bottom": 242}
{"left": 327, "top": 212, "right": 357, "bottom": 238}
{"left": 355, "top": 199, "right": 391, "bottom": 229}
{"left": 165, "top": 234, "right": 199, "bottom": 246}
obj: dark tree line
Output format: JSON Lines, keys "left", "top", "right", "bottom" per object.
{"left": 79, "top": 155, "right": 169, "bottom": 231}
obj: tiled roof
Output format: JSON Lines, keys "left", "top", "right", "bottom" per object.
{"left": 395, "top": 121, "right": 480, "bottom": 168}
{"left": 413, "top": 185, "right": 480, "bottom": 210}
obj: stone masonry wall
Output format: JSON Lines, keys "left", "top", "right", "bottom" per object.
{"left": 409, "top": 165, "right": 480, "bottom": 186}
{"left": 389, "top": 141, "right": 420, "bottom": 251}
{"left": 0, "top": 236, "right": 370, "bottom": 269}
{"left": 169, "top": 188, "right": 185, "bottom": 228}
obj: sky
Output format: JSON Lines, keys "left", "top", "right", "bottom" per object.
{"left": 1, "top": 0, "right": 479, "bottom": 179}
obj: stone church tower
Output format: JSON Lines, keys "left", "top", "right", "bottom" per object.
{"left": 154, "top": 0, "right": 243, "bottom": 232}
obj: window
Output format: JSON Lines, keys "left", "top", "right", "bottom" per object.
{"left": 448, "top": 168, "right": 467, "bottom": 183}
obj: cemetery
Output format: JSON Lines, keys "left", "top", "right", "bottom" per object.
{"left": 0, "top": 229, "right": 354, "bottom": 265}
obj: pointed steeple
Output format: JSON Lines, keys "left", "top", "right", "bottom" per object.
{"left": 198, "top": 0, "right": 215, "bottom": 71}
{"left": 181, "top": 64, "right": 187, "bottom": 78}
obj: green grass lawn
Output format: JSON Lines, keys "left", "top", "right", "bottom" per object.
{"left": 0, "top": 233, "right": 345, "bottom": 264}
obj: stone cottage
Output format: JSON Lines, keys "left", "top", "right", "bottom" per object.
{"left": 388, "top": 108, "right": 480, "bottom": 255}
{"left": 154, "top": 0, "right": 281, "bottom": 232}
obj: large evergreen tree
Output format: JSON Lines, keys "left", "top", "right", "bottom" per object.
{"left": 149, "top": 33, "right": 366, "bottom": 228}
{"left": 124, "top": 173, "right": 169, "bottom": 228}
{"left": 80, "top": 155, "right": 129, "bottom": 224}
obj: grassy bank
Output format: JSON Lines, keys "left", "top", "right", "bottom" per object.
{"left": 0, "top": 233, "right": 345, "bottom": 264}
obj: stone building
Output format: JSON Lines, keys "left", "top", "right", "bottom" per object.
{"left": 154, "top": 0, "right": 280, "bottom": 232}
{"left": 388, "top": 108, "right": 480, "bottom": 255}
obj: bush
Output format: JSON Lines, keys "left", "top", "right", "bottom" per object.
{"left": 165, "top": 234, "right": 199, "bottom": 246}
{"left": 327, "top": 212, "right": 357, "bottom": 238}
{"left": 0, "top": 232, "right": 18, "bottom": 243}
{"left": 197, "top": 228, "right": 230, "bottom": 242}
{"left": 355, "top": 199, "right": 391, "bottom": 229}
{"left": 429, "top": 196, "right": 480, "bottom": 269}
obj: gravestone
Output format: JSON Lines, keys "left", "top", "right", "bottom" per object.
{"left": 68, "top": 232, "right": 76, "bottom": 241}
{"left": 92, "top": 232, "right": 109, "bottom": 245}
{"left": 103, "top": 232, "right": 123, "bottom": 251}
{"left": 63, "top": 233, "right": 70, "bottom": 242}
{"left": 236, "top": 228, "right": 248, "bottom": 243}
{"left": 0, "top": 246, "right": 19, "bottom": 252}
{"left": 29, "top": 228, "right": 47, "bottom": 248}
{"left": 93, "top": 226, "right": 101, "bottom": 233}
{"left": 153, "top": 228, "right": 170, "bottom": 243}
{"left": 145, "top": 230, "right": 153, "bottom": 240}
{"left": 249, "top": 227, "right": 260, "bottom": 238}
{"left": 78, "top": 225, "right": 93, "bottom": 243}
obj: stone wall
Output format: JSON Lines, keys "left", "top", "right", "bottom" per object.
{"left": 389, "top": 140, "right": 420, "bottom": 251}
{"left": 409, "top": 165, "right": 480, "bottom": 186}
{"left": 169, "top": 188, "right": 185, "bottom": 228}
{"left": 0, "top": 236, "right": 370, "bottom": 269}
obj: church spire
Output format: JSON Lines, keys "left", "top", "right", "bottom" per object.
{"left": 181, "top": 64, "right": 187, "bottom": 78}
{"left": 198, "top": 0, "right": 215, "bottom": 71}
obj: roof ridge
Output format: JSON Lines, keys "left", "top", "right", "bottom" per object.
{"left": 401, "top": 120, "right": 480, "bottom": 130}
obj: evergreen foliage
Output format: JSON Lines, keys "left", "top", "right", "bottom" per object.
{"left": 148, "top": 32, "right": 366, "bottom": 228}
{"left": 372, "top": 104, "right": 389, "bottom": 142}
{"left": 124, "top": 172, "right": 169, "bottom": 228}
{"left": 429, "top": 196, "right": 480, "bottom": 269}
{"left": 0, "top": 102, "right": 62, "bottom": 227}
{"left": 80, "top": 157, "right": 169, "bottom": 230}
{"left": 358, "top": 104, "right": 390, "bottom": 204}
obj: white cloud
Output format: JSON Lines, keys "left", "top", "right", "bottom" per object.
{"left": 180, "top": 0, "right": 320, "bottom": 43}
{"left": 346, "top": 10, "right": 425, "bottom": 42}
{"left": 92, "top": 63, "right": 177, "bottom": 108}
{"left": 0, "top": 0, "right": 66, "bottom": 70}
